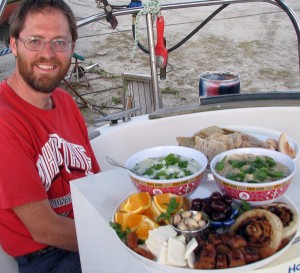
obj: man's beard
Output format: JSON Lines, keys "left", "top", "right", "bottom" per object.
{"left": 17, "top": 55, "right": 71, "bottom": 94}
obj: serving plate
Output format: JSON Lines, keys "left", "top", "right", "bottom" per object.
{"left": 224, "top": 125, "right": 299, "bottom": 161}
{"left": 111, "top": 187, "right": 299, "bottom": 273}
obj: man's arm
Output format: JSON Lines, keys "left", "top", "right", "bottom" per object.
{"left": 13, "top": 199, "right": 78, "bottom": 252}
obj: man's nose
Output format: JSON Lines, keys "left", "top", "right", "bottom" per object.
{"left": 41, "top": 42, "right": 56, "bottom": 55}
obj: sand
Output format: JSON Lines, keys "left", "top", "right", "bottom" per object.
{"left": 1, "top": 0, "right": 300, "bottom": 128}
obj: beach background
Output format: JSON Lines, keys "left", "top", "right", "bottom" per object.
{"left": 1, "top": 0, "right": 300, "bottom": 127}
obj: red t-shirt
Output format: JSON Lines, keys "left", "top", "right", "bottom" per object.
{"left": 0, "top": 80, "right": 100, "bottom": 256}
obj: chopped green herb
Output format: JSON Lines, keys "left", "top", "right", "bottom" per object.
{"left": 238, "top": 200, "right": 252, "bottom": 215}
{"left": 253, "top": 170, "right": 268, "bottom": 181}
{"left": 244, "top": 165, "right": 256, "bottom": 174}
{"left": 165, "top": 153, "right": 179, "bottom": 166}
{"left": 178, "top": 160, "right": 188, "bottom": 169}
{"left": 109, "top": 222, "right": 131, "bottom": 241}
{"left": 183, "top": 169, "right": 192, "bottom": 176}
{"left": 216, "top": 156, "right": 226, "bottom": 171}
{"left": 266, "top": 157, "right": 276, "bottom": 167}
{"left": 153, "top": 163, "right": 164, "bottom": 170}
{"left": 157, "top": 197, "right": 179, "bottom": 222}
{"left": 230, "top": 160, "right": 246, "bottom": 168}
{"left": 143, "top": 168, "right": 154, "bottom": 176}
{"left": 267, "top": 170, "right": 284, "bottom": 178}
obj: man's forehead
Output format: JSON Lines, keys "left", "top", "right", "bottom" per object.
{"left": 22, "top": 8, "right": 70, "bottom": 34}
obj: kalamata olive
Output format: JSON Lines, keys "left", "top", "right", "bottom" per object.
{"left": 210, "top": 191, "right": 223, "bottom": 201}
{"left": 222, "top": 195, "right": 233, "bottom": 205}
{"left": 191, "top": 198, "right": 204, "bottom": 211}
{"left": 210, "top": 200, "right": 226, "bottom": 213}
{"left": 211, "top": 212, "right": 226, "bottom": 221}
{"left": 191, "top": 204, "right": 201, "bottom": 211}
{"left": 202, "top": 203, "right": 211, "bottom": 215}
{"left": 223, "top": 206, "right": 232, "bottom": 216}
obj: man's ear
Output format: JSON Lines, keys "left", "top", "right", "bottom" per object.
{"left": 10, "top": 37, "right": 18, "bottom": 57}
{"left": 71, "top": 42, "right": 76, "bottom": 55}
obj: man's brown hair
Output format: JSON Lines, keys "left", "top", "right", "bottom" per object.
{"left": 9, "top": 0, "right": 78, "bottom": 41}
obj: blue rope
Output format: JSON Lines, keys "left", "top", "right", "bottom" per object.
{"left": 0, "top": 48, "right": 12, "bottom": 57}
{"left": 128, "top": 0, "right": 142, "bottom": 8}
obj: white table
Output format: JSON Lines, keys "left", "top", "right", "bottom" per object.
{"left": 71, "top": 168, "right": 300, "bottom": 273}
{"left": 71, "top": 107, "right": 300, "bottom": 273}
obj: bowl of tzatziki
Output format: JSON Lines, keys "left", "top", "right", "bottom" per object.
{"left": 126, "top": 146, "right": 208, "bottom": 196}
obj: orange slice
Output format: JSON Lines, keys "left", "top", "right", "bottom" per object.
{"left": 143, "top": 201, "right": 161, "bottom": 222}
{"left": 114, "top": 212, "right": 145, "bottom": 232}
{"left": 122, "top": 192, "right": 152, "bottom": 214}
{"left": 153, "top": 193, "right": 183, "bottom": 213}
{"left": 135, "top": 217, "right": 159, "bottom": 240}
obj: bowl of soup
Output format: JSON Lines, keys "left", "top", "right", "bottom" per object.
{"left": 126, "top": 146, "right": 208, "bottom": 196}
{"left": 210, "top": 148, "right": 296, "bottom": 205}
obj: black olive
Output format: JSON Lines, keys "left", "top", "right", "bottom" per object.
{"left": 211, "top": 212, "right": 226, "bottom": 221}
{"left": 223, "top": 206, "right": 232, "bottom": 217}
{"left": 222, "top": 195, "right": 233, "bottom": 205}
{"left": 191, "top": 204, "right": 202, "bottom": 211}
{"left": 191, "top": 198, "right": 204, "bottom": 207}
{"left": 202, "top": 203, "right": 211, "bottom": 216}
{"left": 210, "top": 200, "right": 226, "bottom": 213}
{"left": 210, "top": 191, "right": 223, "bottom": 201}
{"left": 191, "top": 198, "right": 205, "bottom": 211}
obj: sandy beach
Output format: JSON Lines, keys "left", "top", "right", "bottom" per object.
{"left": 1, "top": 0, "right": 300, "bottom": 127}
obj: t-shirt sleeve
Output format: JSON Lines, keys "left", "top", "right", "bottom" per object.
{"left": 0, "top": 126, "right": 47, "bottom": 209}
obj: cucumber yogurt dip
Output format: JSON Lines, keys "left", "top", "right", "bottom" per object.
{"left": 132, "top": 153, "right": 201, "bottom": 180}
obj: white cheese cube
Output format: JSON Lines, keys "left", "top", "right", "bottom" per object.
{"left": 175, "top": 235, "right": 186, "bottom": 244}
{"left": 167, "top": 237, "right": 187, "bottom": 267}
{"left": 158, "top": 241, "right": 168, "bottom": 264}
{"left": 184, "top": 237, "right": 198, "bottom": 259}
{"left": 145, "top": 237, "right": 162, "bottom": 257}
{"left": 148, "top": 225, "right": 177, "bottom": 244}
{"left": 186, "top": 252, "right": 196, "bottom": 269}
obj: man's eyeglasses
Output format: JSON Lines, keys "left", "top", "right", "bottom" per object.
{"left": 18, "top": 37, "right": 73, "bottom": 52}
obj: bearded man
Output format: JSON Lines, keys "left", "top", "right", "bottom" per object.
{"left": 0, "top": 1, "right": 100, "bottom": 272}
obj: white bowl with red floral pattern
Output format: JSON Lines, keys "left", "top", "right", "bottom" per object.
{"left": 125, "top": 146, "right": 208, "bottom": 196}
{"left": 210, "top": 148, "right": 296, "bottom": 206}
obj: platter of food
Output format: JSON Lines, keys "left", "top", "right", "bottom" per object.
{"left": 176, "top": 125, "right": 299, "bottom": 162}
{"left": 110, "top": 186, "right": 299, "bottom": 273}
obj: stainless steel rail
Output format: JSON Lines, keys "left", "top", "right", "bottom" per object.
{"left": 77, "top": 0, "right": 300, "bottom": 111}
{"left": 0, "top": 0, "right": 7, "bottom": 20}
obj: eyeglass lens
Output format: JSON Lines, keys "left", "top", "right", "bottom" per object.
{"left": 21, "top": 37, "right": 71, "bottom": 52}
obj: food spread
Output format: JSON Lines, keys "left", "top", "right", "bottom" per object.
{"left": 110, "top": 126, "right": 299, "bottom": 270}
{"left": 111, "top": 191, "right": 299, "bottom": 269}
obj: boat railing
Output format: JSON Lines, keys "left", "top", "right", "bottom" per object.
{"left": 0, "top": 0, "right": 7, "bottom": 21}
{"left": 77, "top": 0, "right": 300, "bottom": 112}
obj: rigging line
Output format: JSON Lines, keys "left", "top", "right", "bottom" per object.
{"left": 77, "top": 7, "right": 300, "bottom": 40}
{"left": 168, "top": 4, "right": 229, "bottom": 53}
{"left": 131, "top": 4, "right": 229, "bottom": 54}
{"left": 78, "top": 5, "right": 300, "bottom": 39}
